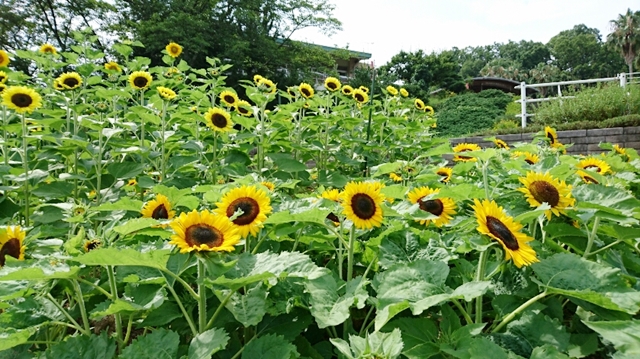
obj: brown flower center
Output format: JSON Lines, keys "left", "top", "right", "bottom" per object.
{"left": 351, "top": 193, "right": 376, "bottom": 220}
{"left": 63, "top": 77, "right": 79, "bottom": 88}
{"left": 0, "top": 75, "right": 6, "bottom": 82}
{"left": 486, "top": 216, "right": 519, "bottom": 250}
{"left": 237, "top": 106, "right": 249, "bottom": 115}
{"left": 327, "top": 82, "right": 337, "bottom": 90}
{"left": 343, "top": 89, "right": 352, "bottom": 95}
{"left": 326, "top": 212, "right": 340, "bottom": 223}
{"left": 528, "top": 180, "right": 560, "bottom": 207}
{"left": 152, "top": 204, "right": 169, "bottom": 219}
{"left": 226, "top": 197, "right": 260, "bottom": 225}
{"left": 223, "top": 95, "right": 236, "bottom": 105}
{"left": 170, "top": 46, "right": 179, "bottom": 54}
{"left": 185, "top": 224, "right": 223, "bottom": 247}
{"left": 525, "top": 158, "right": 535, "bottom": 165}
{"left": 85, "top": 240, "right": 100, "bottom": 252}
{"left": 354, "top": 93, "right": 365, "bottom": 103}
{"left": 582, "top": 174, "right": 598, "bottom": 184}
{"left": 418, "top": 198, "right": 444, "bottom": 216}
{"left": 0, "top": 238, "right": 21, "bottom": 266}
{"left": 133, "top": 76, "right": 148, "bottom": 88}
{"left": 211, "top": 113, "right": 228, "bottom": 128}
{"left": 300, "top": 88, "right": 311, "bottom": 97}
{"left": 11, "top": 93, "right": 33, "bottom": 108}
{"left": 546, "top": 131, "right": 555, "bottom": 144}
{"left": 584, "top": 165, "right": 601, "bottom": 173}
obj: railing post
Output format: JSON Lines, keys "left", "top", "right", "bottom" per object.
{"left": 520, "top": 82, "right": 527, "bottom": 128}
{"left": 619, "top": 73, "right": 627, "bottom": 88}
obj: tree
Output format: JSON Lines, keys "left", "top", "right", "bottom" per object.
{"left": 497, "top": 40, "right": 550, "bottom": 72}
{"left": 607, "top": 8, "right": 640, "bottom": 77}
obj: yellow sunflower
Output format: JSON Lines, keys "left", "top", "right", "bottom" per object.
{"left": 340, "top": 182, "right": 385, "bottom": 229}
{"left": 57, "top": 72, "right": 82, "bottom": 90}
{"left": 141, "top": 194, "right": 176, "bottom": 221}
{"left": 512, "top": 151, "right": 539, "bottom": 165}
{"left": 576, "top": 157, "right": 611, "bottom": 175}
{"left": 104, "top": 61, "right": 121, "bottom": 72}
{"left": 2, "top": 86, "right": 42, "bottom": 114}
{"left": 0, "top": 83, "right": 6, "bottom": 94}
{"left": 341, "top": 85, "right": 354, "bottom": 96}
{"left": 299, "top": 83, "right": 314, "bottom": 99}
{"left": 0, "top": 50, "right": 9, "bottom": 67}
{"left": 436, "top": 167, "right": 452, "bottom": 183}
{"left": 414, "top": 99, "right": 426, "bottom": 110}
{"left": 352, "top": 88, "right": 369, "bottom": 104}
{"left": 517, "top": 171, "right": 575, "bottom": 220}
{"left": 156, "top": 86, "right": 176, "bottom": 101}
{"left": 169, "top": 209, "right": 241, "bottom": 253}
{"left": 53, "top": 79, "right": 65, "bottom": 91}
{"left": 83, "top": 239, "right": 101, "bottom": 252}
{"left": 39, "top": 43, "right": 57, "bottom": 55}
{"left": 165, "top": 42, "right": 183, "bottom": 58}
{"left": 399, "top": 88, "right": 409, "bottom": 97}
{"left": 612, "top": 144, "right": 630, "bottom": 162}
{"left": 389, "top": 172, "right": 403, "bottom": 182}
{"left": 204, "top": 107, "right": 233, "bottom": 132}
{"left": 261, "top": 181, "right": 275, "bottom": 191}
{"left": 324, "top": 77, "right": 341, "bottom": 92}
{"left": 127, "top": 178, "right": 137, "bottom": 186}
{"left": 321, "top": 189, "right": 341, "bottom": 202}
{"left": 493, "top": 138, "right": 509, "bottom": 149}
{"left": 358, "top": 86, "right": 369, "bottom": 94}
{"left": 253, "top": 74, "right": 264, "bottom": 84}
{"left": 424, "top": 105, "right": 435, "bottom": 116}
{"left": 235, "top": 100, "right": 253, "bottom": 117}
{"left": 219, "top": 90, "right": 238, "bottom": 107}
{"left": 0, "top": 71, "right": 7, "bottom": 83}
{"left": 386, "top": 85, "right": 398, "bottom": 96}
{"left": 215, "top": 185, "right": 272, "bottom": 238}
{"left": 129, "top": 71, "right": 152, "bottom": 90}
{"left": 452, "top": 143, "right": 481, "bottom": 162}
{"left": 407, "top": 187, "right": 456, "bottom": 227}
{"left": 576, "top": 170, "right": 599, "bottom": 184}
{"left": 544, "top": 126, "right": 558, "bottom": 147}
{"left": 257, "top": 77, "right": 276, "bottom": 94}
{"left": 471, "top": 199, "right": 539, "bottom": 268}
{"left": 286, "top": 87, "right": 297, "bottom": 97}
{"left": 0, "top": 226, "right": 26, "bottom": 266}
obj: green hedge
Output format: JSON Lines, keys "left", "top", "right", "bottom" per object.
{"left": 436, "top": 89, "right": 512, "bottom": 137}
{"left": 471, "top": 114, "right": 640, "bottom": 136}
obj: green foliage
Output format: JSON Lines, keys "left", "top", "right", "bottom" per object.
{"left": 435, "top": 89, "right": 512, "bottom": 137}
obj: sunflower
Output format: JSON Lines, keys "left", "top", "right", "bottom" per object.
{"left": 299, "top": 83, "right": 314, "bottom": 99}
{"left": 517, "top": 171, "right": 575, "bottom": 220}
{"left": 471, "top": 199, "right": 538, "bottom": 268}
{"left": 0, "top": 83, "right": 6, "bottom": 94}
{"left": 352, "top": 88, "right": 369, "bottom": 104}
{"left": 2, "top": 86, "right": 42, "bottom": 114}
{"left": 156, "top": 86, "right": 176, "bottom": 101}
{"left": 407, "top": 187, "right": 456, "bottom": 227}
{"left": 493, "top": 138, "right": 509, "bottom": 149}
{"left": 217, "top": 90, "right": 237, "bottom": 107}
{"left": 321, "top": 188, "right": 341, "bottom": 202}
{"left": 452, "top": 143, "right": 481, "bottom": 162}
{"left": 612, "top": 144, "right": 630, "bottom": 162}
{"left": 341, "top": 85, "right": 354, "bottom": 96}
{"left": 165, "top": 42, "right": 183, "bottom": 58}
{"left": 257, "top": 77, "right": 276, "bottom": 94}
{"left": 412, "top": 99, "right": 425, "bottom": 111}
{"left": 340, "top": 182, "right": 385, "bottom": 229}
{"left": 127, "top": 178, "right": 137, "bottom": 186}
{"left": 57, "top": 72, "right": 82, "bottom": 90}
{"left": 141, "top": 194, "right": 176, "bottom": 221}
{"left": 544, "top": 126, "right": 558, "bottom": 147}
{"left": 235, "top": 100, "right": 253, "bottom": 117}
{"left": 512, "top": 151, "right": 539, "bottom": 165}
{"left": 389, "top": 172, "right": 403, "bottom": 182}
{"left": 129, "top": 71, "right": 152, "bottom": 90}
{"left": 253, "top": 74, "right": 264, "bottom": 84}
{"left": 576, "top": 157, "right": 611, "bottom": 175}
{"left": 358, "top": 86, "right": 369, "bottom": 94}
{"left": 53, "top": 79, "right": 65, "bottom": 91}
{"left": 0, "top": 71, "right": 7, "bottom": 83}
{"left": 0, "top": 226, "right": 26, "bottom": 266}
{"left": 169, "top": 209, "right": 240, "bottom": 253}
{"left": 204, "top": 107, "right": 233, "bottom": 132}
{"left": 424, "top": 105, "right": 435, "bottom": 116}
{"left": 286, "top": 87, "right": 297, "bottom": 97}
{"left": 261, "top": 181, "right": 275, "bottom": 191}
{"left": 83, "top": 239, "right": 101, "bottom": 252}
{"left": 386, "top": 85, "right": 398, "bottom": 96}
{"left": 0, "top": 50, "right": 9, "bottom": 67}
{"left": 576, "top": 170, "right": 599, "bottom": 184}
{"left": 324, "top": 77, "right": 341, "bottom": 92}
{"left": 104, "top": 61, "right": 121, "bottom": 72}
{"left": 39, "top": 43, "right": 57, "bottom": 55}
{"left": 399, "top": 88, "right": 409, "bottom": 97}
{"left": 436, "top": 167, "right": 452, "bottom": 183}
{"left": 215, "top": 185, "right": 272, "bottom": 238}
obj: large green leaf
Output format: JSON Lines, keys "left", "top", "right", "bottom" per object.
{"left": 505, "top": 311, "right": 570, "bottom": 354}
{"left": 241, "top": 334, "right": 299, "bottom": 359}
{"left": 114, "top": 218, "right": 160, "bottom": 235}
{"left": 385, "top": 318, "right": 440, "bottom": 359}
{"left": 218, "top": 283, "right": 267, "bottom": 327}
{"left": 265, "top": 208, "right": 332, "bottom": 226}
{"left": 72, "top": 248, "right": 170, "bottom": 270}
{"left": 305, "top": 275, "right": 368, "bottom": 328}
{"left": 0, "top": 328, "right": 34, "bottom": 351}
{"left": 188, "top": 328, "right": 229, "bottom": 359}
{"left": 43, "top": 333, "right": 116, "bottom": 359}
{"left": 106, "top": 162, "right": 146, "bottom": 179}
{"left": 93, "top": 198, "right": 144, "bottom": 212}
{"left": 573, "top": 184, "right": 640, "bottom": 220}
{"left": 532, "top": 253, "right": 640, "bottom": 314}
{"left": 582, "top": 320, "right": 640, "bottom": 355}
{"left": 119, "top": 328, "right": 179, "bottom": 359}
{"left": 222, "top": 251, "right": 329, "bottom": 286}
{"left": 0, "top": 261, "right": 80, "bottom": 281}
{"left": 330, "top": 329, "right": 403, "bottom": 359}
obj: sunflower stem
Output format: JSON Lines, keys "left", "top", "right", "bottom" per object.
{"left": 77, "top": 277, "right": 112, "bottom": 299}
{"left": 588, "top": 240, "right": 623, "bottom": 257}
{"left": 165, "top": 276, "right": 198, "bottom": 336}
{"left": 482, "top": 160, "right": 490, "bottom": 200}
{"left": 452, "top": 299, "right": 474, "bottom": 325}
{"left": 123, "top": 314, "right": 134, "bottom": 345}
{"left": 492, "top": 291, "right": 549, "bottom": 333}
{"left": 45, "top": 293, "right": 90, "bottom": 336}
{"left": 212, "top": 132, "right": 218, "bottom": 184}
{"left": 140, "top": 90, "right": 145, "bottom": 149}
{"left": 71, "top": 280, "right": 91, "bottom": 334}
{"left": 160, "top": 100, "right": 167, "bottom": 182}
{"left": 197, "top": 258, "right": 207, "bottom": 333}
{"left": 20, "top": 112, "right": 30, "bottom": 226}
{"left": 106, "top": 266, "right": 124, "bottom": 349}
{"left": 96, "top": 113, "right": 104, "bottom": 204}
{"left": 205, "top": 290, "right": 234, "bottom": 330}
{"left": 583, "top": 216, "right": 601, "bottom": 258}
{"left": 474, "top": 249, "right": 489, "bottom": 324}
{"left": 160, "top": 269, "right": 200, "bottom": 301}
{"left": 2, "top": 105, "right": 8, "bottom": 167}
{"left": 72, "top": 92, "right": 79, "bottom": 200}
{"left": 343, "top": 226, "right": 356, "bottom": 339}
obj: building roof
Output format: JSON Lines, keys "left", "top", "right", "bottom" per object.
{"left": 467, "top": 77, "right": 539, "bottom": 96}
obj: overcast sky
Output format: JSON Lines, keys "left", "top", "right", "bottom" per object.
{"left": 291, "top": 0, "right": 638, "bottom": 66}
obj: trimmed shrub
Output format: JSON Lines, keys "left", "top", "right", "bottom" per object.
{"left": 436, "top": 89, "right": 512, "bottom": 137}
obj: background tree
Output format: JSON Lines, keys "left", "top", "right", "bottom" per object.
{"left": 607, "top": 8, "right": 640, "bottom": 77}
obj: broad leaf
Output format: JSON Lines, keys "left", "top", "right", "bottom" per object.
{"left": 188, "top": 328, "right": 229, "bottom": 359}
{"left": 43, "top": 333, "right": 116, "bottom": 359}
{"left": 241, "top": 334, "right": 299, "bottom": 359}
{"left": 582, "top": 320, "right": 640, "bottom": 355}
{"left": 120, "top": 328, "right": 179, "bottom": 359}
{"left": 72, "top": 248, "right": 170, "bottom": 270}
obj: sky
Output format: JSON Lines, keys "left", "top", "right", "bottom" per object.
{"left": 290, "top": 0, "right": 639, "bottom": 66}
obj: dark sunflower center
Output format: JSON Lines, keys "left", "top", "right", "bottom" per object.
{"left": 525, "top": 158, "right": 535, "bottom": 165}
{"left": 152, "top": 204, "right": 169, "bottom": 219}
{"left": 237, "top": 107, "right": 249, "bottom": 115}
{"left": 327, "top": 82, "right": 337, "bottom": 90}
{"left": 546, "top": 132, "right": 555, "bottom": 144}
{"left": 418, "top": 198, "right": 444, "bottom": 216}
{"left": 185, "top": 224, "right": 223, "bottom": 247}
{"left": 226, "top": 197, "right": 260, "bottom": 225}
{"left": 351, "top": 193, "right": 376, "bottom": 220}
{"left": 211, "top": 113, "right": 228, "bottom": 128}
{"left": 497, "top": 142, "right": 507, "bottom": 148}
{"left": 11, "top": 93, "right": 33, "bottom": 108}
{"left": 326, "top": 212, "right": 340, "bottom": 223}
{"left": 301, "top": 88, "right": 311, "bottom": 97}
{"left": 133, "top": 76, "right": 148, "bottom": 88}
{"left": 170, "top": 46, "right": 179, "bottom": 53}
{"left": 224, "top": 95, "right": 236, "bottom": 104}
{"left": 529, "top": 180, "right": 560, "bottom": 207}
{"left": 63, "top": 78, "right": 79, "bottom": 88}
{"left": 486, "top": 216, "right": 519, "bottom": 250}
{"left": 86, "top": 241, "right": 100, "bottom": 251}
{"left": 584, "top": 165, "right": 601, "bottom": 173}
{"left": 0, "top": 75, "right": 6, "bottom": 82}
{"left": 582, "top": 174, "right": 598, "bottom": 184}
{"left": 354, "top": 93, "right": 364, "bottom": 102}
{"left": 343, "top": 89, "right": 352, "bottom": 95}
{"left": 0, "top": 238, "right": 21, "bottom": 266}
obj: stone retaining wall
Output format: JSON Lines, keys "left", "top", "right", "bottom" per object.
{"left": 450, "top": 126, "right": 640, "bottom": 155}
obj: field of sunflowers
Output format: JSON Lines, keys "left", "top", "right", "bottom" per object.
{"left": 1, "top": 37, "right": 640, "bottom": 359}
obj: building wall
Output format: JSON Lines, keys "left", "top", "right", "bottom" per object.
{"left": 449, "top": 126, "right": 640, "bottom": 155}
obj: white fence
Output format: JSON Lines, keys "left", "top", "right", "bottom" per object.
{"left": 515, "top": 72, "right": 639, "bottom": 128}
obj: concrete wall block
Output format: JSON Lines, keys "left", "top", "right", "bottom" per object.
{"left": 604, "top": 135, "right": 627, "bottom": 144}
{"left": 587, "top": 143, "right": 603, "bottom": 152}
{"left": 570, "top": 144, "right": 588, "bottom": 153}
{"left": 625, "top": 141, "right": 640, "bottom": 150}
{"left": 624, "top": 134, "right": 640, "bottom": 143}
{"left": 587, "top": 127, "right": 624, "bottom": 136}
{"left": 567, "top": 137, "right": 592, "bottom": 144}
{"left": 521, "top": 133, "right": 534, "bottom": 141}
{"left": 557, "top": 130, "right": 587, "bottom": 138}
{"left": 623, "top": 126, "right": 640, "bottom": 134}
{"left": 498, "top": 134, "right": 523, "bottom": 142}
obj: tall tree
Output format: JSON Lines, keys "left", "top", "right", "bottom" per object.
{"left": 607, "top": 8, "right": 640, "bottom": 77}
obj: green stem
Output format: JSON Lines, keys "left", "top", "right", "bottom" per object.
{"left": 165, "top": 277, "right": 198, "bottom": 336}
{"left": 96, "top": 114, "right": 104, "bottom": 204}
{"left": 358, "top": 305, "right": 375, "bottom": 336}
{"left": 474, "top": 249, "right": 489, "bottom": 324}
{"left": 492, "top": 291, "right": 549, "bottom": 333}
{"left": 205, "top": 290, "right": 234, "bottom": 330}
{"left": 212, "top": 132, "right": 218, "bottom": 184}
{"left": 2, "top": 105, "right": 8, "bottom": 167}
{"left": 588, "top": 240, "right": 623, "bottom": 257}
{"left": 160, "top": 100, "right": 167, "bottom": 182}
{"left": 229, "top": 336, "right": 255, "bottom": 359}
{"left": 343, "top": 226, "right": 356, "bottom": 339}
{"left": 197, "top": 258, "right": 207, "bottom": 333}
{"left": 20, "top": 112, "right": 29, "bottom": 226}
{"left": 452, "top": 299, "right": 474, "bottom": 325}
{"left": 160, "top": 269, "right": 200, "bottom": 301}
{"left": 583, "top": 216, "right": 600, "bottom": 258}
{"left": 71, "top": 280, "right": 91, "bottom": 334}
{"left": 45, "top": 293, "right": 90, "bottom": 336}
{"left": 482, "top": 160, "right": 490, "bottom": 200}
{"left": 106, "top": 266, "right": 123, "bottom": 348}
{"left": 337, "top": 234, "right": 344, "bottom": 281}
{"left": 123, "top": 314, "right": 134, "bottom": 345}
{"left": 77, "top": 277, "right": 112, "bottom": 299}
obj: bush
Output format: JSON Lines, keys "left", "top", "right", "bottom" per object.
{"left": 533, "top": 84, "right": 640, "bottom": 125}
{"left": 436, "top": 89, "right": 512, "bottom": 137}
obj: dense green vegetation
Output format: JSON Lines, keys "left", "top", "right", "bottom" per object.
{"left": 434, "top": 90, "right": 512, "bottom": 137}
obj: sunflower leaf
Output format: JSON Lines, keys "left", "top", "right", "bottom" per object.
{"left": 113, "top": 218, "right": 159, "bottom": 235}
{"left": 219, "top": 283, "right": 268, "bottom": 327}
{"left": 119, "top": 328, "right": 179, "bottom": 359}
{"left": 92, "top": 197, "right": 144, "bottom": 212}
{"left": 188, "top": 327, "right": 230, "bottom": 359}
{"left": 43, "top": 332, "right": 116, "bottom": 359}
{"left": 304, "top": 274, "right": 369, "bottom": 328}
{"left": 0, "top": 328, "right": 35, "bottom": 352}
{"left": 241, "top": 334, "right": 299, "bottom": 359}
{"left": 573, "top": 184, "right": 640, "bottom": 221}
{"left": 72, "top": 248, "right": 170, "bottom": 270}
{"left": 0, "top": 260, "right": 80, "bottom": 281}
{"left": 581, "top": 320, "right": 640, "bottom": 355}
{"left": 513, "top": 203, "right": 551, "bottom": 223}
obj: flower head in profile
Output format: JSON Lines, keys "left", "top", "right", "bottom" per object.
{"left": 341, "top": 85, "right": 354, "bottom": 96}
{"left": 260, "top": 181, "right": 275, "bottom": 191}
{"left": 352, "top": 88, "right": 369, "bottom": 104}
{"left": 612, "top": 144, "right": 630, "bottom": 162}
{"left": 141, "top": 194, "right": 176, "bottom": 221}
{"left": 0, "top": 50, "right": 10, "bottom": 67}
{"left": 576, "top": 157, "right": 611, "bottom": 175}
{"left": 257, "top": 77, "right": 276, "bottom": 94}
{"left": 389, "top": 172, "right": 402, "bottom": 182}
{"left": 129, "top": 71, "right": 152, "bottom": 90}
{"left": 544, "top": 126, "right": 563, "bottom": 148}
{"left": 105, "top": 61, "right": 121, "bottom": 72}
{"left": 56, "top": 72, "right": 82, "bottom": 90}
{"left": 414, "top": 99, "right": 426, "bottom": 110}
{"left": 424, "top": 105, "right": 434, "bottom": 116}
{"left": 436, "top": 167, "right": 452, "bottom": 183}
{"left": 204, "top": 107, "right": 233, "bottom": 132}
{"left": 407, "top": 187, "right": 456, "bottom": 227}
{"left": 165, "top": 42, "right": 183, "bottom": 58}
{"left": 399, "top": 88, "right": 409, "bottom": 97}
{"left": 386, "top": 85, "right": 398, "bottom": 96}
{"left": 299, "top": 83, "right": 314, "bottom": 99}
{"left": 215, "top": 185, "right": 272, "bottom": 238}
{"left": 0, "top": 71, "right": 7, "bottom": 83}
{"left": 472, "top": 199, "right": 539, "bottom": 268}
{"left": 83, "top": 239, "right": 101, "bottom": 252}
{"left": 340, "top": 182, "right": 385, "bottom": 229}
{"left": 235, "top": 100, "right": 253, "bottom": 117}
{"left": 169, "top": 209, "right": 240, "bottom": 253}
{"left": 517, "top": 171, "right": 575, "bottom": 220}
{"left": 493, "top": 138, "right": 509, "bottom": 149}
{"left": 39, "top": 43, "right": 57, "bottom": 55}
{"left": 2, "top": 86, "right": 42, "bottom": 113}
{"left": 576, "top": 170, "right": 599, "bottom": 184}
{"left": 157, "top": 86, "right": 176, "bottom": 100}
{"left": 321, "top": 188, "right": 341, "bottom": 202}
{"left": 324, "top": 77, "right": 341, "bottom": 92}
{"left": 0, "top": 226, "right": 26, "bottom": 266}
{"left": 253, "top": 74, "right": 264, "bottom": 84}
{"left": 452, "top": 143, "right": 481, "bottom": 162}
{"left": 512, "top": 151, "right": 539, "bottom": 165}
{"left": 358, "top": 86, "right": 369, "bottom": 94}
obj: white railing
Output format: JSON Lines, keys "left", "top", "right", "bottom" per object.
{"left": 515, "top": 73, "right": 632, "bottom": 128}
